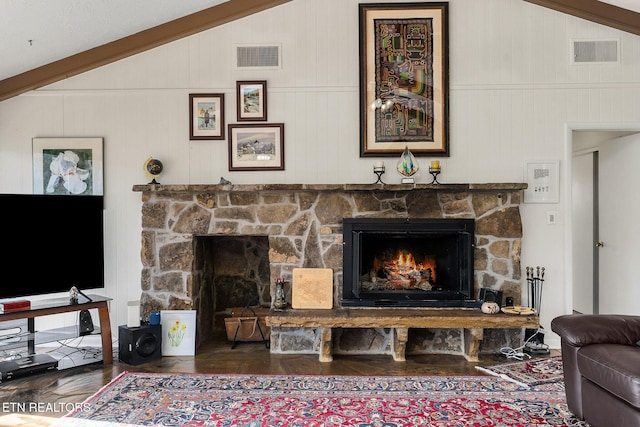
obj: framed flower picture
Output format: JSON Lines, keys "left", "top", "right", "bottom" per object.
{"left": 160, "top": 310, "right": 196, "bottom": 356}
{"left": 32, "top": 137, "right": 104, "bottom": 195}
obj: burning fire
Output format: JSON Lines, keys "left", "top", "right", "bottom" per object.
{"left": 372, "top": 250, "right": 437, "bottom": 288}
{"left": 397, "top": 252, "right": 415, "bottom": 267}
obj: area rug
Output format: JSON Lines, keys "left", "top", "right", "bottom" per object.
{"left": 57, "top": 372, "right": 587, "bottom": 426}
{"left": 476, "top": 356, "right": 564, "bottom": 388}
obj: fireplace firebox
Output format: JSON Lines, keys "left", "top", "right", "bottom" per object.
{"left": 342, "top": 218, "right": 478, "bottom": 307}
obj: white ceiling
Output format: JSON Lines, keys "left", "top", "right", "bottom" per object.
{"left": 0, "top": 0, "right": 227, "bottom": 81}
{"left": 0, "top": 0, "right": 637, "bottom": 82}
{"left": 602, "top": 0, "right": 640, "bottom": 13}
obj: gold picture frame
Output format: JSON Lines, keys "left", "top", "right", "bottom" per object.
{"left": 359, "top": 2, "right": 449, "bottom": 157}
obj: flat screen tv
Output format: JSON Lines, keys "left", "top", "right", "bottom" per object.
{"left": 0, "top": 194, "right": 104, "bottom": 299}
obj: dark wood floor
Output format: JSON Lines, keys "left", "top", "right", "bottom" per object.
{"left": 0, "top": 328, "right": 558, "bottom": 426}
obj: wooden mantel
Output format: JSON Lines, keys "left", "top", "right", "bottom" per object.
{"left": 132, "top": 183, "right": 527, "bottom": 193}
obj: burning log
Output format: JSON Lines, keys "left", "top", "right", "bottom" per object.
{"left": 364, "top": 250, "right": 436, "bottom": 291}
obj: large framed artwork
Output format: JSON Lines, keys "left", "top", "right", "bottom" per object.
{"left": 189, "top": 93, "right": 225, "bottom": 140}
{"left": 359, "top": 2, "right": 449, "bottom": 157}
{"left": 228, "top": 123, "right": 285, "bottom": 171}
{"left": 33, "top": 137, "right": 104, "bottom": 195}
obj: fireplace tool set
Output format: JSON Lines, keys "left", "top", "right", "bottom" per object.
{"left": 524, "top": 266, "right": 550, "bottom": 355}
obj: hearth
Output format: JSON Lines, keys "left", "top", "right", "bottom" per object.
{"left": 342, "top": 218, "right": 477, "bottom": 307}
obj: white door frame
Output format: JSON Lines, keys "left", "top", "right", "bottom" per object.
{"left": 564, "top": 122, "right": 640, "bottom": 315}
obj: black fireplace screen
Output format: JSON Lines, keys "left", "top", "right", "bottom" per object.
{"left": 342, "top": 218, "right": 475, "bottom": 307}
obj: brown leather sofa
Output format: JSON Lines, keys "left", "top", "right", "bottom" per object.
{"left": 551, "top": 314, "right": 640, "bottom": 427}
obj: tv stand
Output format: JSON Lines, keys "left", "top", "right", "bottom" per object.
{"left": 0, "top": 294, "right": 113, "bottom": 366}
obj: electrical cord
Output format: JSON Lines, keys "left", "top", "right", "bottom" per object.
{"left": 0, "top": 331, "right": 30, "bottom": 347}
{"left": 55, "top": 339, "right": 102, "bottom": 359}
{"left": 39, "top": 336, "right": 103, "bottom": 368}
{"left": 499, "top": 327, "right": 547, "bottom": 360}
{"left": 500, "top": 346, "right": 530, "bottom": 360}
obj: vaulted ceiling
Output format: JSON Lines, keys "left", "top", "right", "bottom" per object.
{"left": 0, "top": 0, "right": 292, "bottom": 102}
{"left": 0, "top": 0, "right": 638, "bottom": 102}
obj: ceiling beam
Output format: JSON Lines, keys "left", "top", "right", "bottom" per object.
{"left": 524, "top": 0, "right": 640, "bottom": 36}
{"left": 0, "top": 0, "right": 292, "bottom": 102}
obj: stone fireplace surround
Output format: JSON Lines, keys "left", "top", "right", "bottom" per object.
{"left": 133, "top": 183, "right": 527, "bottom": 357}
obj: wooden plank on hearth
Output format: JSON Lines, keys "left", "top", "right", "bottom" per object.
{"left": 266, "top": 308, "right": 539, "bottom": 329}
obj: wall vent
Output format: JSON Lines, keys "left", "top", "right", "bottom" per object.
{"left": 571, "top": 39, "right": 619, "bottom": 64}
{"left": 235, "top": 44, "right": 281, "bottom": 69}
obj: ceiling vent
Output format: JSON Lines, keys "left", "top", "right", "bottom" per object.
{"left": 235, "top": 44, "right": 281, "bottom": 69}
{"left": 571, "top": 39, "right": 620, "bottom": 64}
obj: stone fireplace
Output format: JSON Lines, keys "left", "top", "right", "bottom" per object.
{"left": 134, "top": 183, "right": 526, "bottom": 356}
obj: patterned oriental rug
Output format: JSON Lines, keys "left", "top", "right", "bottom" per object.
{"left": 57, "top": 372, "right": 588, "bottom": 427}
{"left": 476, "top": 356, "right": 565, "bottom": 388}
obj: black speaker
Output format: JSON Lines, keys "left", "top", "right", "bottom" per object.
{"left": 118, "top": 324, "right": 162, "bottom": 365}
{"left": 78, "top": 309, "right": 94, "bottom": 336}
{"left": 478, "top": 288, "right": 504, "bottom": 307}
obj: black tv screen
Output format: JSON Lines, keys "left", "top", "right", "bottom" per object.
{"left": 0, "top": 194, "right": 104, "bottom": 299}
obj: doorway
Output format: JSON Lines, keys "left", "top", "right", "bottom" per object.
{"left": 571, "top": 149, "right": 597, "bottom": 314}
{"left": 571, "top": 130, "right": 640, "bottom": 315}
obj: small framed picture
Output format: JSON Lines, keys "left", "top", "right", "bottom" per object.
{"left": 524, "top": 161, "right": 560, "bottom": 203}
{"left": 32, "top": 137, "right": 104, "bottom": 195}
{"left": 189, "top": 93, "right": 225, "bottom": 140}
{"left": 160, "top": 310, "right": 196, "bottom": 356}
{"left": 236, "top": 80, "right": 267, "bottom": 121}
{"left": 228, "top": 123, "right": 284, "bottom": 171}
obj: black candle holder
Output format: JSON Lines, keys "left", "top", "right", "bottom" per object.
{"left": 428, "top": 167, "right": 441, "bottom": 184}
{"left": 373, "top": 166, "right": 385, "bottom": 184}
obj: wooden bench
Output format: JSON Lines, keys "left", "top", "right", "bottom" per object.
{"left": 266, "top": 308, "right": 539, "bottom": 362}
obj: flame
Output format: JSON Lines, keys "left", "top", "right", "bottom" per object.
{"left": 397, "top": 252, "right": 414, "bottom": 267}
{"left": 373, "top": 250, "right": 437, "bottom": 282}
{"left": 421, "top": 257, "right": 437, "bottom": 281}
